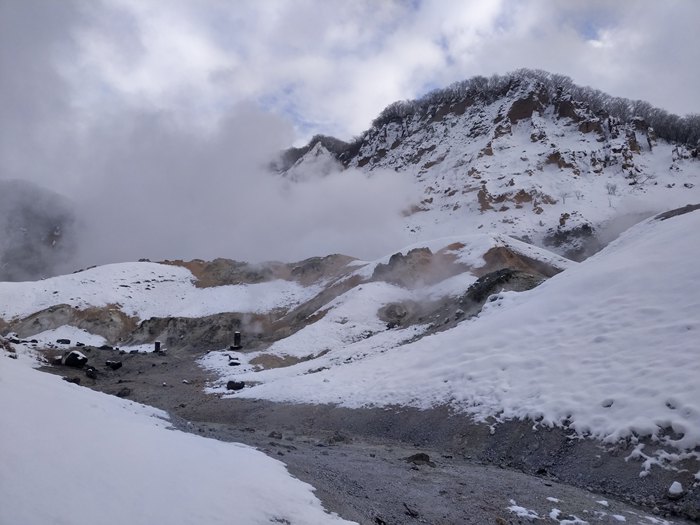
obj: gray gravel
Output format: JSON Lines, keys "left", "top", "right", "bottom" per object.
{"left": 44, "top": 346, "right": 699, "bottom": 524}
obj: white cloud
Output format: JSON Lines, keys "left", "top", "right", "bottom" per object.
{"left": 50, "top": 0, "right": 699, "bottom": 142}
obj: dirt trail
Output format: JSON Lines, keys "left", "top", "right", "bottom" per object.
{"left": 43, "top": 347, "right": 699, "bottom": 525}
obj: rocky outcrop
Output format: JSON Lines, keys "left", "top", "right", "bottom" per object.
{"left": 62, "top": 350, "right": 87, "bottom": 368}
{"left": 372, "top": 248, "right": 466, "bottom": 288}
{"left": 7, "top": 304, "right": 138, "bottom": 344}
{"left": 126, "top": 313, "right": 248, "bottom": 351}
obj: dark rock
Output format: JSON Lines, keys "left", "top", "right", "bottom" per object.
{"left": 226, "top": 380, "right": 245, "bottom": 391}
{"left": 62, "top": 376, "right": 81, "bottom": 385}
{"left": 269, "top": 431, "right": 283, "bottom": 439}
{"left": 461, "top": 269, "right": 517, "bottom": 303}
{"left": 508, "top": 95, "right": 543, "bottom": 123}
{"left": 62, "top": 350, "right": 87, "bottom": 368}
{"left": 403, "top": 502, "right": 420, "bottom": 518}
{"left": 116, "top": 387, "right": 131, "bottom": 398}
{"left": 75, "top": 342, "right": 85, "bottom": 347}
{"left": 655, "top": 203, "right": 700, "bottom": 221}
{"left": 105, "top": 360, "right": 122, "bottom": 370}
{"left": 85, "top": 366, "right": 97, "bottom": 379}
{"left": 9, "top": 337, "right": 21, "bottom": 344}
{"left": 404, "top": 452, "right": 436, "bottom": 467}
{"left": 228, "top": 361, "right": 241, "bottom": 366}
{"left": 99, "top": 345, "right": 113, "bottom": 351}
{"left": 56, "top": 338, "right": 71, "bottom": 345}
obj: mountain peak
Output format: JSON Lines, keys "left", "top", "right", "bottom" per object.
{"left": 282, "top": 69, "right": 700, "bottom": 261}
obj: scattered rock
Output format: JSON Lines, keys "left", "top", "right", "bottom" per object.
{"left": 116, "top": 387, "right": 131, "bottom": 398}
{"left": 62, "top": 350, "right": 88, "bottom": 368}
{"left": 99, "top": 345, "right": 114, "bottom": 351}
{"left": 85, "top": 366, "right": 97, "bottom": 379}
{"left": 226, "top": 380, "right": 245, "bottom": 391}
{"left": 56, "top": 338, "right": 71, "bottom": 345}
{"left": 105, "top": 360, "right": 122, "bottom": 371}
{"left": 269, "top": 431, "right": 283, "bottom": 439}
{"left": 403, "top": 502, "right": 420, "bottom": 518}
{"left": 62, "top": 376, "right": 81, "bottom": 385}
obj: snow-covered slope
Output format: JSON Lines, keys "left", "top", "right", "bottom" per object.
{"left": 0, "top": 354, "right": 354, "bottom": 525}
{"left": 207, "top": 209, "right": 700, "bottom": 455}
{"left": 0, "top": 261, "right": 321, "bottom": 321}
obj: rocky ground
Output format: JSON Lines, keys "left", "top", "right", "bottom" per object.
{"left": 37, "top": 343, "right": 699, "bottom": 525}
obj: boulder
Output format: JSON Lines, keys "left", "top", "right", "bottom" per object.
{"left": 116, "top": 387, "right": 131, "bottom": 398}
{"left": 56, "top": 338, "right": 71, "bottom": 345}
{"left": 226, "top": 380, "right": 245, "bottom": 391}
{"left": 105, "top": 360, "right": 122, "bottom": 371}
{"left": 85, "top": 366, "right": 97, "bottom": 379}
{"left": 62, "top": 351, "right": 87, "bottom": 368}
{"left": 404, "top": 453, "right": 436, "bottom": 467}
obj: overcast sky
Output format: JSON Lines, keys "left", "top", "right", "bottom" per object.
{"left": 1, "top": 0, "right": 699, "bottom": 267}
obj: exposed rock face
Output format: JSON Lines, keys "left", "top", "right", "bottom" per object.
{"left": 127, "top": 313, "right": 246, "bottom": 351}
{"left": 461, "top": 268, "right": 541, "bottom": 303}
{"left": 8, "top": 304, "right": 138, "bottom": 344}
{"left": 371, "top": 247, "right": 469, "bottom": 289}
{"left": 543, "top": 223, "right": 599, "bottom": 261}
{"left": 163, "top": 254, "right": 357, "bottom": 288}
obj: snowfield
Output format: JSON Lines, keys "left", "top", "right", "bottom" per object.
{"left": 0, "top": 354, "right": 354, "bottom": 525}
{"left": 210, "top": 211, "right": 700, "bottom": 453}
{"left": 0, "top": 261, "right": 321, "bottom": 320}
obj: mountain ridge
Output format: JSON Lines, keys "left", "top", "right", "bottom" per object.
{"left": 281, "top": 68, "right": 700, "bottom": 261}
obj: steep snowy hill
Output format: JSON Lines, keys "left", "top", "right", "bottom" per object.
{"left": 282, "top": 70, "right": 700, "bottom": 260}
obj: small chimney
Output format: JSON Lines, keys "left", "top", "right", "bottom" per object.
{"left": 154, "top": 341, "right": 161, "bottom": 353}
{"left": 232, "top": 331, "right": 242, "bottom": 350}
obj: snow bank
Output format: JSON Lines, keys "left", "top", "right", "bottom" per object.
{"left": 21, "top": 325, "right": 107, "bottom": 347}
{"left": 0, "top": 355, "right": 354, "bottom": 525}
{"left": 0, "top": 262, "right": 320, "bottom": 320}
{"left": 233, "top": 211, "right": 700, "bottom": 450}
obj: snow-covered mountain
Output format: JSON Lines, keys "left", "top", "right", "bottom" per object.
{"left": 282, "top": 69, "right": 700, "bottom": 260}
